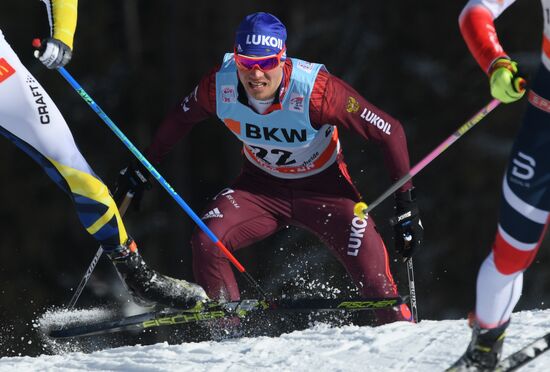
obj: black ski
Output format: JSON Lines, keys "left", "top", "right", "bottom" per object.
{"left": 47, "top": 296, "right": 404, "bottom": 339}
{"left": 495, "top": 331, "right": 550, "bottom": 371}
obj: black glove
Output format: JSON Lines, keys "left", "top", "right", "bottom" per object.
{"left": 390, "top": 188, "right": 424, "bottom": 260}
{"left": 35, "top": 38, "right": 72, "bottom": 69}
{"left": 113, "top": 161, "right": 152, "bottom": 211}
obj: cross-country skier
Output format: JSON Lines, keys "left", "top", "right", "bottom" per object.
{"left": 116, "top": 12, "right": 423, "bottom": 323}
{"left": 0, "top": 0, "right": 207, "bottom": 309}
{"left": 449, "top": 0, "right": 550, "bottom": 370}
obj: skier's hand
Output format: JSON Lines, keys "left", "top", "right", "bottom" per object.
{"left": 113, "top": 161, "right": 152, "bottom": 211}
{"left": 33, "top": 38, "right": 72, "bottom": 69}
{"left": 489, "top": 58, "right": 526, "bottom": 103}
{"left": 391, "top": 188, "right": 423, "bottom": 261}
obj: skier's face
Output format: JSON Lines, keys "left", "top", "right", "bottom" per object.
{"left": 236, "top": 61, "right": 284, "bottom": 101}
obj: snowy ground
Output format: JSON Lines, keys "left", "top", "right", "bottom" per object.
{"left": 0, "top": 309, "right": 549, "bottom": 371}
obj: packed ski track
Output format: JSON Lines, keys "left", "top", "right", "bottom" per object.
{"left": 0, "top": 308, "right": 549, "bottom": 371}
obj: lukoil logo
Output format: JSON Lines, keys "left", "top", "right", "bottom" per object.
{"left": 360, "top": 108, "right": 391, "bottom": 135}
{"left": 245, "top": 34, "right": 284, "bottom": 50}
{"left": 347, "top": 216, "right": 367, "bottom": 256}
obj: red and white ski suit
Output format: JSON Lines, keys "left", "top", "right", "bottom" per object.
{"left": 460, "top": 0, "right": 550, "bottom": 328}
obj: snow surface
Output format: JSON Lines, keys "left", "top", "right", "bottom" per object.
{"left": 1, "top": 309, "right": 549, "bottom": 371}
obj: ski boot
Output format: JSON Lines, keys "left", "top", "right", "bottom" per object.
{"left": 105, "top": 238, "right": 208, "bottom": 309}
{"left": 447, "top": 318, "right": 510, "bottom": 371}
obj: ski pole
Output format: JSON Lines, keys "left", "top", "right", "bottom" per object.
{"left": 67, "top": 247, "right": 102, "bottom": 309}
{"left": 66, "top": 192, "right": 134, "bottom": 309}
{"left": 353, "top": 99, "right": 501, "bottom": 219}
{"left": 406, "top": 258, "right": 419, "bottom": 323}
{"left": 52, "top": 65, "right": 268, "bottom": 300}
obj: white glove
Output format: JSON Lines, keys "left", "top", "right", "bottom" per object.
{"left": 34, "top": 38, "right": 72, "bottom": 69}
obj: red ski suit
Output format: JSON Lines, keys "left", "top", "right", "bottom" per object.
{"left": 146, "top": 59, "right": 414, "bottom": 322}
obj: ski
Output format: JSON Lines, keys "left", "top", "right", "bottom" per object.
{"left": 47, "top": 296, "right": 405, "bottom": 339}
{"left": 495, "top": 331, "right": 550, "bottom": 371}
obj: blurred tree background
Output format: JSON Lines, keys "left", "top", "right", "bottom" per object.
{"left": 1, "top": 0, "right": 548, "bottom": 356}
